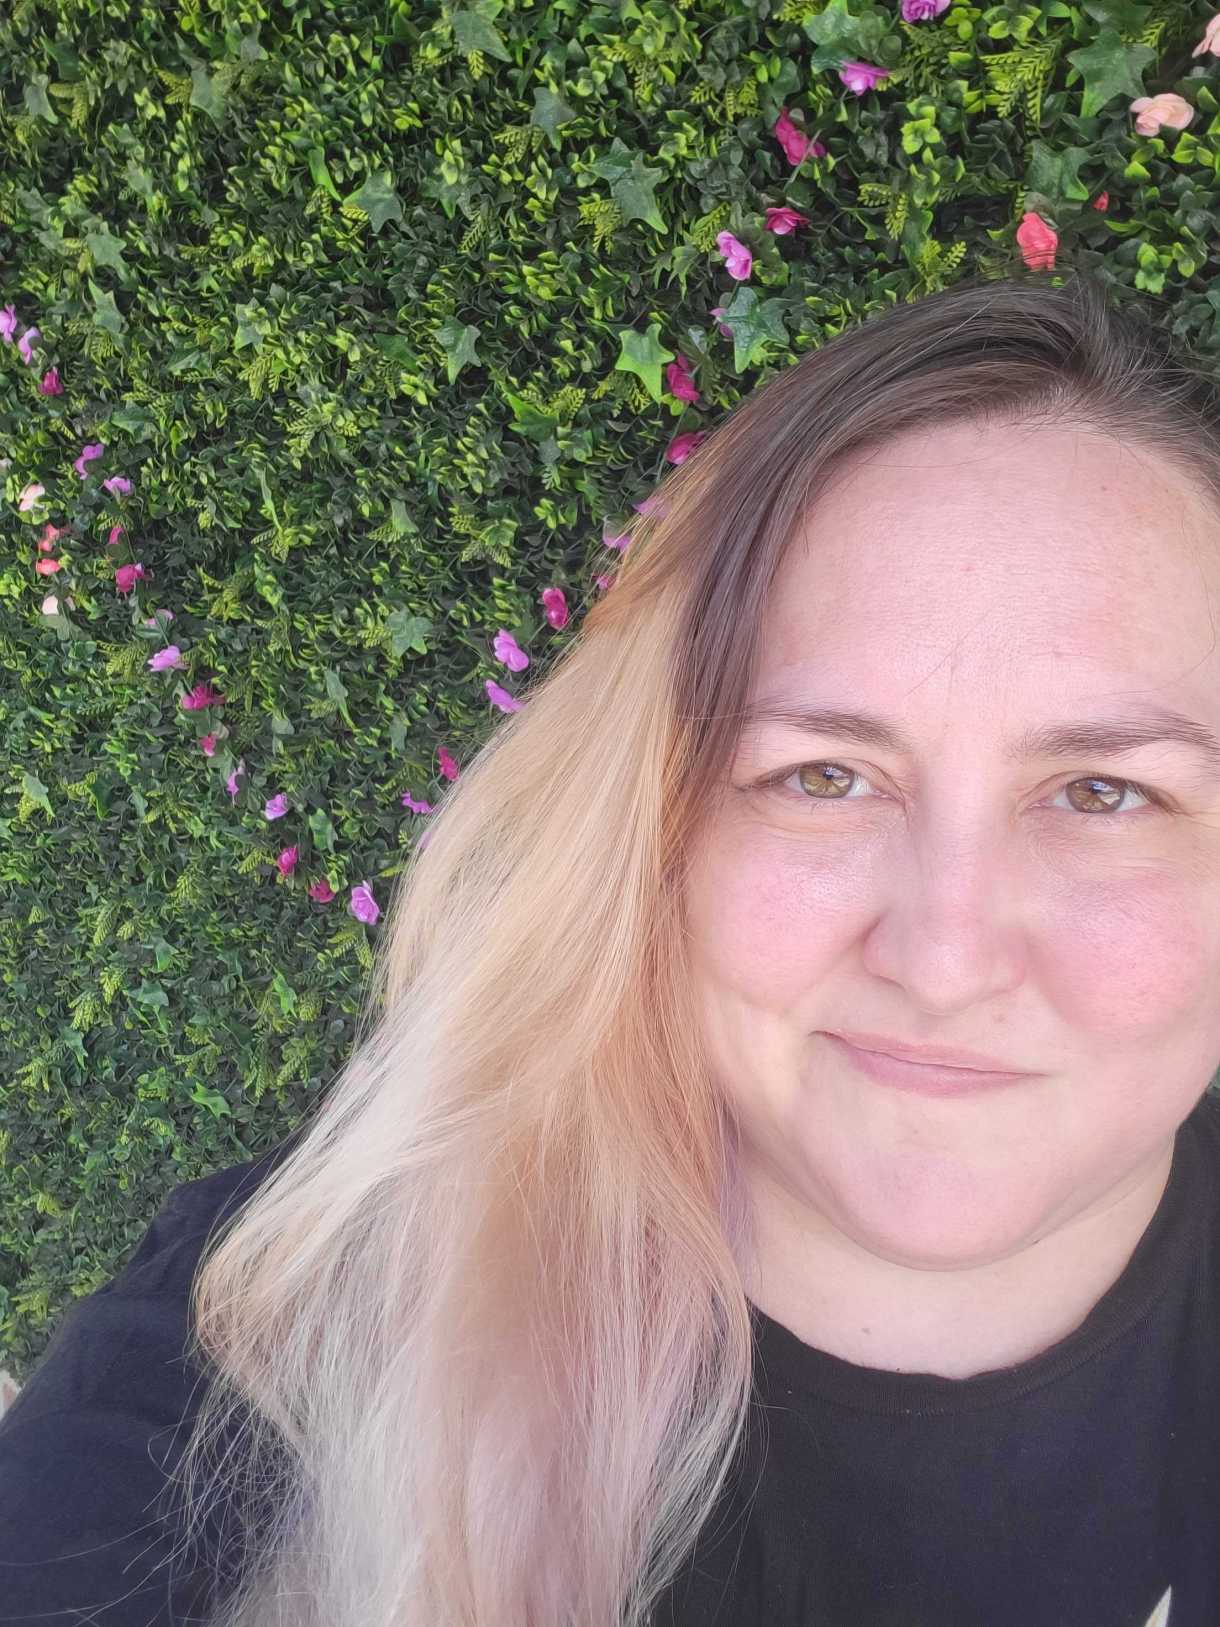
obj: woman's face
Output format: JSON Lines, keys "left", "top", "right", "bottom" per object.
{"left": 685, "top": 418, "right": 1220, "bottom": 1272}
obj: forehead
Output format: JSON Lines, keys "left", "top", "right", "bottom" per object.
{"left": 762, "top": 421, "right": 1220, "bottom": 704}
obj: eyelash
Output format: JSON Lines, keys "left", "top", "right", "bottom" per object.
{"left": 755, "top": 761, "right": 1170, "bottom": 820}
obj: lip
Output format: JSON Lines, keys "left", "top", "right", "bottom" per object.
{"left": 827, "top": 1029, "right": 1029, "bottom": 1074}
{"left": 824, "top": 1032, "right": 1035, "bottom": 1098}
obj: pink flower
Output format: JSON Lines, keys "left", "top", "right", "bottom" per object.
{"left": 1130, "top": 93, "right": 1193, "bottom": 135}
{"left": 0, "top": 306, "right": 17, "bottom": 344}
{"left": 764, "top": 206, "right": 811, "bottom": 236}
{"left": 665, "top": 430, "right": 708, "bottom": 464}
{"left": 401, "top": 791, "right": 435, "bottom": 813}
{"left": 73, "top": 442, "right": 105, "bottom": 479}
{"left": 41, "top": 594, "right": 60, "bottom": 614}
{"left": 264, "top": 792, "right": 290, "bottom": 820}
{"left": 39, "top": 521, "right": 67, "bottom": 546}
{"left": 115, "top": 561, "right": 146, "bottom": 594}
{"left": 1016, "top": 210, "right": 1058, "bottom": 271}
{"left": 632, "top": 494, "right": 667, "bottom": 517}
{"left": 1093, "top": 191, "right": 1109, "bottom": 211}
{"left": 277, "top": 845, "right": 299, "bottom": 877}
{"left": 710, "top": 306, "right": 733, "bottom": 339}
{"left": 594, "top": 572, "right": 616, "bottom": 591}
{"left": 308, "top": 878, "right": 336, "bottom": 902}
{"left": 716, "top": 231, "right": 753, "bottom": 280}
{"left": 226, "top": 758, "right": 246, "bottom": 799}
{"left": 486, "top": 679, "right": 523, "bottom": 712}
{"left": 1192, "top": 13, "right": 1220, "bottom": 55}
{"left": 437, "top": 745, "right": 460, "bottom": 781}
{"left": 39, "top": 368, "right": 62, "bottom": 395}
{"left": 17, "top": 328, "right": 40, "bottom": 365}
{"left": 773, "top": 107, "right": 827, "bottom": 167}
{"left": 901, "top": 0, "right": 950, "bottom": 19}
{"left": 108, "top": 524, "right": 125, "bottom": 547}
{"left": 35, "top": 558, "right": 62, "bottom": 576}
{"left": 839, "top": 61, "right": 890, "bottom": 95}
{"left": 37, "top": 536, "right": 56, "bottom": 553}
{"left": 181, "top": 680, "right": 226, "bottom": 710}
{"left": 493, "top": 629, "right": 530, "bottom": 671}
{"left": 148, "top": 644, "right": 184, "bottom": 671}
{"left": 200, "top": 733, "right": 217, "bottom": 756}
{"left": 601, "top": 521, "right": 632, "bottom": 550}
{"left": 541, "top": 585, "right": 569, "bottom": 628}
{"left": 102, "top": 475, "right": 133, "bottom": 496}
{"left": 350, "top": 880, "right": 380, "bottom": 924}
{"left": 144, "top": 607, "right": 173, "bottom": 627}
{"left": 666, "top": 354, "right": 700, "bottom": 404}
{"left": 18, "top": 482, "right": 44, "bottom": 511}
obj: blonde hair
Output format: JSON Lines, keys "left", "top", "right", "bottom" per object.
{"left": 168, "top": 270, "right": 1220, "bottom": 1626}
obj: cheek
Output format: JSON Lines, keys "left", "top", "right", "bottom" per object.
{"left": 1042, "top": 870, "right": 1220, "bottom": 1036}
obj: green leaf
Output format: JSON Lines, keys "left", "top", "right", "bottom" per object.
{"left": 371, "top": 332, "right": 414, "bottom": 365}
{"left": 530, "top": 86, "right": 577, "bottom": 146}
{"left": 233, "top": 299, "right": 269, "bottom": 350}
{"left": 88, "top": 279, "right": 126, "bottom": 339}
{"left": 385, "top": 609, "right": 434, "bottom": 658}
{"left": 1065, "top": 28, "right": 1155, "bottom": 118}
{"left": 435, "top": 315, "right": 482, "bottom": 383}
{"left": 346, "top": 171, "right": 403, "bottom": 233}
{"left": 189, "top": 66, "right": 226, "bottom": 121}
{"left": 21, "top": 772, "right": 52, "bottom": 817}
{"left": 190, "top": 1082, "right": 233, "bottom": 1119}
{"left": 324, "top": 666, "right": 356, "bottom": 728}
{"left": 24, "top": 74, "right": 56, "bottom": 122}
{"left": 803, "top": 0, "right": 892, "bottom": 63}
{"left": 614, "top": 321, "right": 675, "bottom": 403}
{"left": 308, "top": 806, "right": 337, "bottom": 851}
{"left": 270, "top": 968, "right": 298, "bottom": 1015}
{"left": 109, "top": 403, "right": 155, "bottom": 434}
{"left": 451, "top": 0, "right": 513, "bottom": 61}
{"left": 84, "top": 220, "right": 131, "bottom": 280}
{"left": 131, "top": 981, "right": 169, "bottom": 1008}
{"left": 590, "top": 137, "right": 666, "bottom": 232}
{"left": 1025, "top": 140, "right": 1092, "bottom": 204}
{"left": 502, "top": 388, "right": 559, "bottom": 440}
{"left": 717, "top": 285, "right": 790, "bottom": 373}
{"left": 307, "top": 146, "right": 342, "bottom": 200}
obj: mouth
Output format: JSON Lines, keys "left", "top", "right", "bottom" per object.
{"left": 823, "top": 1033, "right": 1035, "bottom": 1099}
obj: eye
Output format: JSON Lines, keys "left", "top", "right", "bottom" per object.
{"left": 758, "top": 762, "right": 1164, "bottom": 818}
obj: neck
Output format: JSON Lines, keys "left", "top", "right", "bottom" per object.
{"left": 743, "top": 1140, "right": 1176, "bottom": 1381}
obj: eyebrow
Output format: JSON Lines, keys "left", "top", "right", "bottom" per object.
{"left": 738, "top": 701, "right": 1220, "bottom": 778}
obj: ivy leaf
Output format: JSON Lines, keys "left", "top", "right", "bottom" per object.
{"left": 614, "top": 321, "right": 675, "bottom": 403}
{"left": 385, "top": 609, "right": 434, "bottom": 658}
{"left": 1025, "top": 141, "right": 1092, "bottom": 205}
{"left": 307, "top": 146, "right": 342, "bottom": 200}
{"left": 590, "top": 138, "right": 666, "bottom": 232}
{"left": 189, "top": 66, "right": 226, "bottom": 122}
{"left": 530, "top": 85, "right": 577, "bottom": 147}
{"left": 1065, "top": 28, "right": 1155, "bottom": 118}
{"left": 451, "top": 0, "right": 513, "bottom": 62}
{"left": 24, "top": 73, "right": 56, "bottom": 121}
{"left": 324, "top": 667, "right": 356, "bottom": 729}
{"left": 435, "top": 315, "right": 482, "bottom": 383}
{"left": 1080, "top": 0, "right": 1154, "bottom": 33}
{"left": 717, "top": 285, "right": 790, "bottom": 373}
{"left": 84, "top": 219, "right": 132, "bottom": 281}
{"left": 502, "top": 388, "right": 559, "bottom": 440}
{"left": 803, "top": 0, "right": 892, "bottom": 63}
{"left": 308, "top": 807, "right": 337, "bottom": 851}
{"left": 22, "top": 772, "right": 52, "bottom": 818}
{"left": 89, "top": 279, "right": 126, "bottom": 339}
{"left": 346, "top": 171, "right": 403, "bottom": 233}
{"left": 233, "top": 299, "right": 269, "bottom": 350}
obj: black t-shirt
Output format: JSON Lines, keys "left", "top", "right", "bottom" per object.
{"left": 3, "top": 1095, "right": 1220, "bottom": 1626}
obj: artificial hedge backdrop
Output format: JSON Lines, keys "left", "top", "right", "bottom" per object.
{"left": 3, "top": 0, "right": 1220, "bottom": 1382}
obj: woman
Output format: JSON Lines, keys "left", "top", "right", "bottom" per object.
{"left": 3, "top": 269, "right": 1220, "bottom": 1627}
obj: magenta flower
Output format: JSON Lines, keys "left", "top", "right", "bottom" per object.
{"left": 401, "top": 792, "right": 435, "bottom": 813}
{"left": 486, "top": 679, "right": 523, "bottom": 713}
{"left": 493, "top": 629, "right": 529, "bottom": 672}
{"left": 437, "top": 745, "right": 460, "bottom": 781}
{"left": 180, "top": 680, "right": 226, "bottom": 710}
{"left": 17, "top": 482, "right": 44, "bottom": 512}
{"left": 200, "top": 733, "right": 218, "bottom": 756}
{"left": 717, "top": 231, "right": 753, "bottom": 280}
{"left": 277, "top": 845, "right": 299, "bottom": 877}
{"left": 308, "top": 878, "right": 336, "bottom": 902}
{"left": 226, "top": 758, "right": 247, "bottom": 799}
{"left": 17, "top": 328, "right": 40, "bottom": 366}
{"left": 0, "top": 306, "right": 17, "bottom": 344}
{"left": 109, "top": 524, "right": 126, "bottom": 547}
{"left": 541, "top": 585, "right": 569, "bottom": 629}
{"left": 632, "top": 494, "right": 666, "bottom": 517}
{"left": 764, "top": 206, "right": 811, "bottom": 236}
{"left": 902, "top": 0, "right": 950, "bottom": 18}
{"left": 594, "top": 572, "right": 615, "bottom": 591}
{"left": 73, "top": 442, "right": 105, "bottom": 479}
{"left": 839, "top": 61, "right": 890, "bottom": 94}
{"left": 350, "top": 880, "right": 380, "bottom": 924}
{"left": 102, "top": 475, "right": 133, "bottom": 497}
{"left": 39, "top": 368, "right": 63, "bottom": 395}
{"left": 264, "top": 792, "right": 290, "bottom": 820}
{"left": 665, "top": 430, "right": 708, "bottom": 465}
{"left": 148, "top": 644, "right": 184, "bottom": 671}
{"left": 773, "top": 107, "right": 828, "bottom": 167}
{"left": 144, "top": 607, "right": 173, "bottom": 627}
{"left": 601, "top": 520, "right": 632, "bottom": 550}
{"left": 666, "top": 353, "right": 700, "bottom": 404}
{"left": 710, "top": 306, "right": 733, "bottom": 339}
{"left": 115, "top": 562, "right": 146, "bottom": 594}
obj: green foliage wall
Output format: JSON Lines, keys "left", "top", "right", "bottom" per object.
{"left": 3, "top": 0, "right": 1220, "bottom": 1379}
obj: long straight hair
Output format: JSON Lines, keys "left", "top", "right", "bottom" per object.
{"left": 169, "top": 269, "right": 1220, "bottom": 1626}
